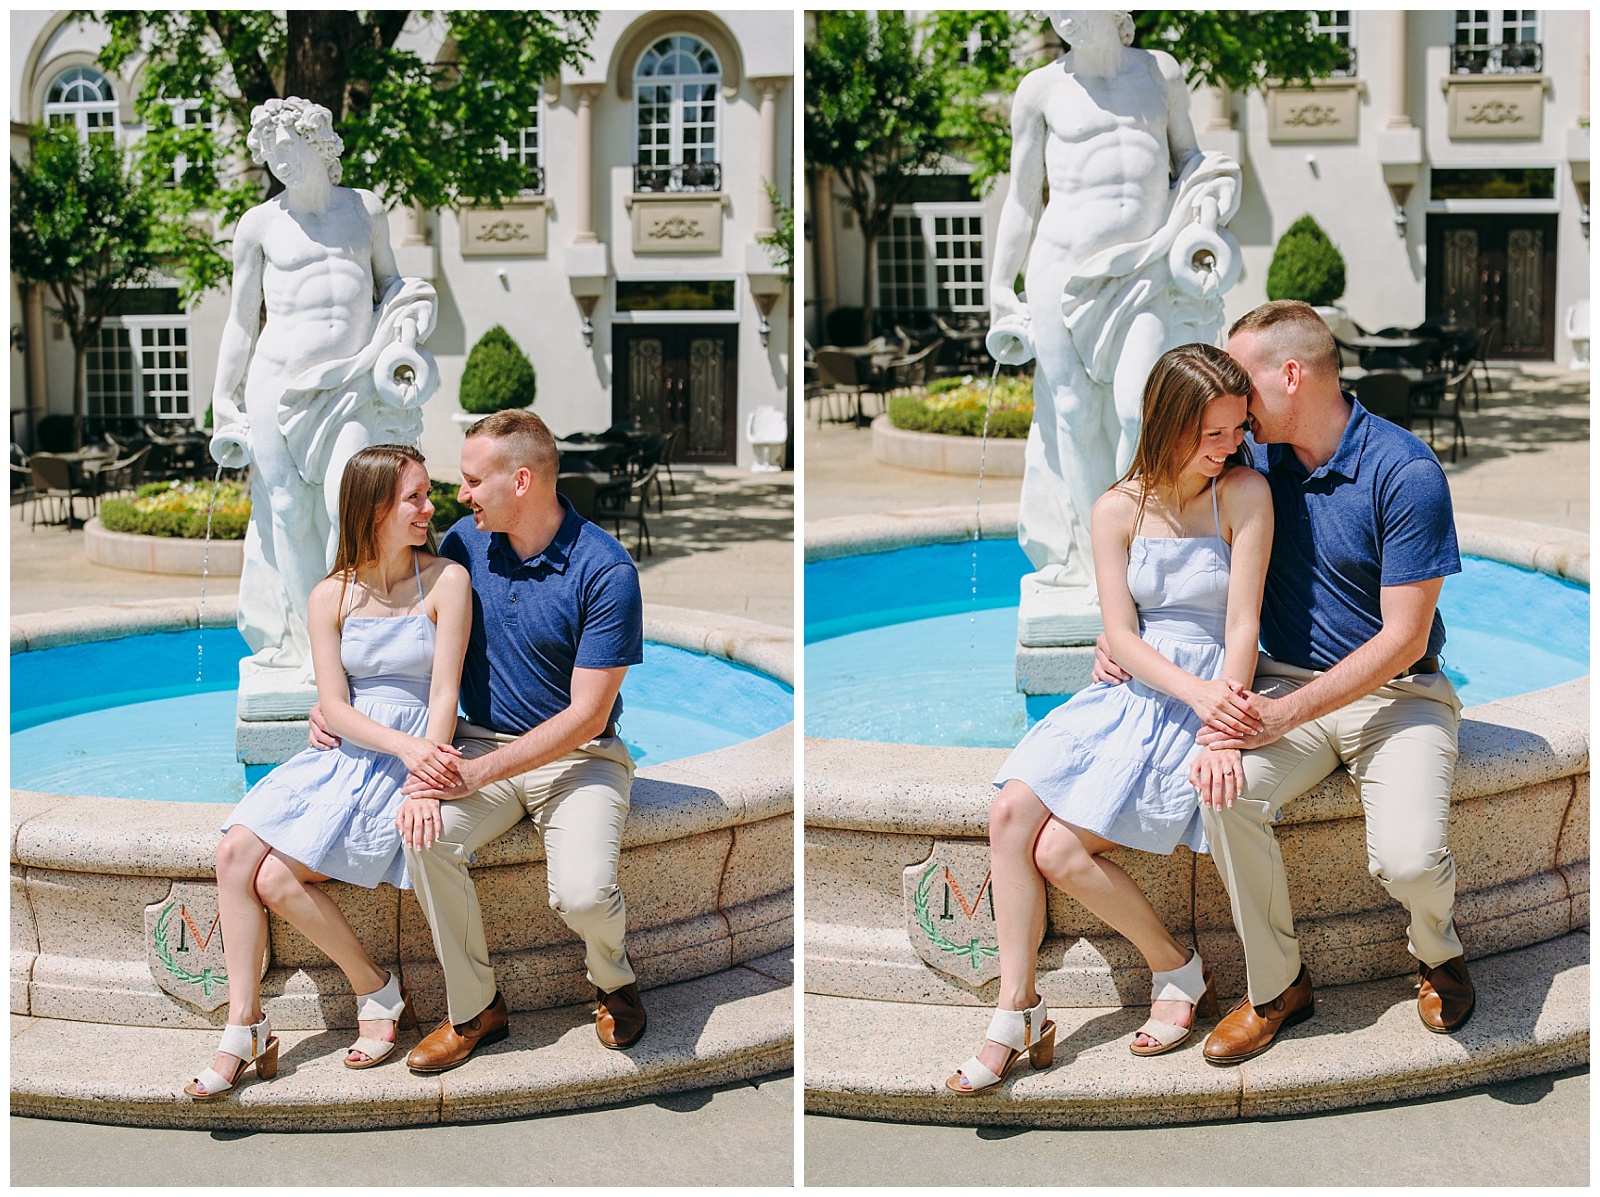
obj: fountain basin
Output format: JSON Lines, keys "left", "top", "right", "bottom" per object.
{"left": 11, "top": 598, "right": 794, "bottom": 1037}
{"left": 870, "top": 414, "right": 1026, "bottom": 477}
{"left": 803, "top": 507, "right": 1588, "bottom": 1008}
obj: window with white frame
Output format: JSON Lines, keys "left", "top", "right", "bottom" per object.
{"left": 634, "top": 35, "right": 721, "bottom": 192}
{"left": 499, "top": 104, "right": 544, "bottom": 194}
{"left": 1453, "top": 10, "right": 1542, "bottom": 73}
{"left": 164, "top": 99, "right": 216, "bottom": 187}
{"left": 44, "top": 66, "right": 118, "bottom": 140}
{"left": 1311, "top": 11, "right": 1357, "bottom": 76}
{"left": 876, "top": 201, "right": 987, "bottom": 325}
{"left": 87, "top": 317, "right": 193, "bottom": 424}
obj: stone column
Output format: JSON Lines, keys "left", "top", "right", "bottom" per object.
{"left": 1206, "top": 84, "right": 1232, "bottom": 132}
{"left": 401, "top": 200, "right": 427, "bottom": 247}
{"left": 751, "top": 77, "right": 786, "bottom": 238}
{"left": 1386, "top": 10, "right": 1412, "bottom": 129}
{"left": 1582, "top": 12, "right": 1591, "bottom": 127}
{"left": 811, "top": 169, "right": 838, "bottom": 317}
{"left": 572, "top": 84, "right": 602, "bottom": 245}
{"left": 26, "top": 286, "right": 47, "bottom": 439}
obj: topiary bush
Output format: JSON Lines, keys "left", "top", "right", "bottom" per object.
{"left": 887, "top": 375, "right": 1034, "bottom": 438}
{"left": 99, "top": 479, "right": 250, "bottom": 538}
{"left": 1266, "top": 214, "right": 1346, "bottom": 307}
{"left": 458, "top": 325, "right": 536, "bottom": 415}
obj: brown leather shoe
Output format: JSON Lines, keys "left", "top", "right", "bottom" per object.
{"left": 406, "top": 991, "right": 509, "bottom": 1073}
{"left": 595, "top": 982, "right": 647, "bottom": 1050}
{"left": 1202, "top": 965, "right": 1315, "bottom": 1066}
{"left": 1418, "top": 955, "right": 1475, "bottom": 1033}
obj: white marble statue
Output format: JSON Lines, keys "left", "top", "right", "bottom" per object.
{"left": 986, "top": 11, "right": 1242, "bottom": 644}
{"left": 210, "top": 97, "right": 438, "bottom": 705}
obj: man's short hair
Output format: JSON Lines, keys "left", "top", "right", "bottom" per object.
{"left": 247, "top": 97, "right": 344, "bottom": 186}
{"left": 1229, "top": 299, "right": 1341, "bottom": 380}
{"left": 464, "top": 408, "right": 558, "bottom": 482}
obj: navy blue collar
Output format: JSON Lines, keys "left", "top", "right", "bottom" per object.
{"left": 1264, "top": 393, "right": 1367, "bottom": 482}
{"left": 488, "top": 493, "right": 582, "bottom": 574}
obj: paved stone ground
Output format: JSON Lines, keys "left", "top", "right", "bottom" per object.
{"left": 11, "top": 465, "right": 793, "bottom": 628}
{"left": 804, "top": 362, "right": 1589, "bottom": 530}
{"left": 801, "top": 363, "right": 1590, "bottom": 1185}
{"left": 8, "top": 464, "right": 794, "bottom": 1186}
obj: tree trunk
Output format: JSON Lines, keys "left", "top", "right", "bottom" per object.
{"left": 71, "top": 338, "right": 86, "bottom": 452}
{"left": 284, "top": 10, "right": 360, "bottom": 122}
{"left": 860, "top": 230, "right": 877, "bottom": 343}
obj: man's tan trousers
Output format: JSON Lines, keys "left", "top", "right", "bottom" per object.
{"left": 1200, "top": 656, "right": 1464, "bottom": 1005}
{"left": 403, "top": 722, "right": 636, "bottom": 1025}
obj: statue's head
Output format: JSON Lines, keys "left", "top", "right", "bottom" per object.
{"left": 1042, "top": 11, "right": 1136, "bottom": 49}
{"left": 247, "top": 97, "right": 344, "bottom": 186}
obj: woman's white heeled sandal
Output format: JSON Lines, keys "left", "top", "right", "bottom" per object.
{"left": 1131, "top": 949, "right": 1219, "bottom": 1056}
{"left": 946, "top": 996, "right": 1056, "bottom": 1095}
{"left": 185, "top": 1015, "right": 279, "bottom": 1099}
{"left": 345, "top": 971, "right": 415, "bottom": 1069}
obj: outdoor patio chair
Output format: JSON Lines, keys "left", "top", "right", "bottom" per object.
{"left": 624, "top": 433, "right": 667, "bottom": 512}
{"left": 11, "top": 444, "right": 32, "bottom": 523}
{"left": 886, "top": 338, "right": 945, "bottom": 391}
{"left": 1468, "top": 321, "right": 1501, "bottom": 411}
{"left": 603, "top": 463, "right": 657, "bottom": 559}
{"left": 1352, "top": 371, "right": 1415, "bottom": 434}
{"left": 659, "top": 425, "right": 683, "bottom": 497}
{"left": 813, "top": 349, "right": 874, "bottom": 427}
{"left": 554, "top": 473, "right": 601, "bottom": 522}
{"left": 89, "top": 444, "right": 153, "bottom": 501}
{"left": 28, "top": 452, "right": 81, "bottom": 531}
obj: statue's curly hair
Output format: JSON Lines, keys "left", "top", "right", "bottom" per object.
{"left": 246, "top": 97, "right": 344, "bottom": 185}
{"left": 1036, "top": 11, "right": 1137, "bottom": 48}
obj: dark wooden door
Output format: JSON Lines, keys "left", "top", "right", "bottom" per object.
{"left": 612, "top": 325, "right": 739, "bottom": 463}
{"left": 1426, "top": 214, "right": 1558, "bottom": 359}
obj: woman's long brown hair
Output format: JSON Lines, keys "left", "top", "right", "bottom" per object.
{"left": 1117, "top": 343, "right": 1253, "bottom": 521}
{"left": 328, "top": 444, "right": 429, "bottom": 622}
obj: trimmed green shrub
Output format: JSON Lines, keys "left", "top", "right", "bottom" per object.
{"left": 100, "top": 479, "right": 250, "bottom": 539}
{"left": 825, "top": 306, "right": 866, "bottom": 346}
{"left": 887, "top": 375, "right": 1034, "bottom": 438}
{"left": 458, "top": 325, "right": 536, "bottom": 415}
{"left": 429, "top": 479, "right": 470, "bottom": 531}
{"left": 1266, "top": 214, "right": 1346, "bottom": 307}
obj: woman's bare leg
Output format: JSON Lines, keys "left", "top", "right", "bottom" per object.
{"left": 209, "top": 826, "right": 273, "bottom": 1082}
{"left": 970, "top": 781, "right": 1054, "bottom": 1079}
{"left": 1033, "top": 820, "right": 1193, "bottom": 1047}
{"left": 253, "top": 851, "right": 393, "bottom": 1060}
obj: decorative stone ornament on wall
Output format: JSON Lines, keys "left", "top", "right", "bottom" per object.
{"left": 1443, "top": 74, "right": 1549, "bottom": 140}
{"left": 1267, "top": 79, "right": 1362, "bottom": 142}
{"left": 902, "top": 840, "right": 1001, "bottom": 986}
{"left": 629, "top": 194, "right": 723, "bottom": 253}
{"left": 144, "top": 882, "right": 269, "bottom": 1011}
{"left": 460, "top": 200, "right": 549, "bottom": 257}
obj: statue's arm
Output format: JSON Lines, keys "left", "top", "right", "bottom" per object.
{"left": 361, "top": 190, "right": 403, "bottom": 301}
{"left": 1155, "top": 50, "right": 1204, "bottom": 181}
{"left": 989, "top": 71, "right": 1048, "bottom": 321}
{"left": 209, "top": 213, "right": 264, "bottom": 468}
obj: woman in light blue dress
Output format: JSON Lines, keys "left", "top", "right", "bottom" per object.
{"left": 186, "top": 445, "right": 472, "bottom": 1099}
{"left": 949, "top": 344, "right": 1275, "bottom": 1094}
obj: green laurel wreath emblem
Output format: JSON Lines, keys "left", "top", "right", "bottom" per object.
{"left": 153, "top": 902, "right": 226, "bottom": 996}
{"left": 912, "top": 861, "right": 998, "bottom": 971}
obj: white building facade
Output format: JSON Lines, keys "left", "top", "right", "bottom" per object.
{"left": 806, "top": 10, "right": 1590, "bottom": 367}
{"left": 12, "top": 11, "right": 795, "bottom": 470}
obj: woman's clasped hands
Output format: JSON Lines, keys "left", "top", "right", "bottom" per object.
{"left": 1185, "top": 677, "right": 1262, "bottom": 739}
{"left": 394, "top": 736, "right": 462, "bottom": 790}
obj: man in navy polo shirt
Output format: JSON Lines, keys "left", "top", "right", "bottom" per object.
{"left": 314, "top": 409, "right": 647, "bottom": 1069}
{"left": 1096, "top": 300, "right": 1474, "bottom": 1063}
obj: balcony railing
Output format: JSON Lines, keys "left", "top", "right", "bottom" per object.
{"left": 633, "top": 161, "right": 721, "bottom": 194}
{"left": 1451, "top": 41, "right": 1543, "bottom": 75}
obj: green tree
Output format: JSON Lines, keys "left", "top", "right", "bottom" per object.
{"left": 11, "top": 124, "right": 162, "bottom": 448}
{"left": 805, "top": 10, "right": 947, "bottom": 338}
{"left": 459, "top": 325, "right": 537, "bottom": 415}
{"left": 929, "top": 11, "right": 1350, "bottom": 191}
{"left": 89, "top": 10, "right": 598, "bottom": 296}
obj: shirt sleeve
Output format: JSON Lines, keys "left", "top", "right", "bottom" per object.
{"left": 1378, "top": 458, "right": 1462, "bottom": 586}
{"left": 575, "top": 560, "right": 645, "bottom": 668}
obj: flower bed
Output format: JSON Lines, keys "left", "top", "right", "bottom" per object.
{"left": 99, "top": 480, "right": 249, "bottom": 539}
{"left": 886, "top": 375, "right": 1034, "bottom": 438}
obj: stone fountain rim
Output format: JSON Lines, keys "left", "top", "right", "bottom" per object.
{"left": 10, "top": 602, "right": 794, "bottom": 876}
{"left": 803, "top": 508, "right": 1589, "bottom": 835}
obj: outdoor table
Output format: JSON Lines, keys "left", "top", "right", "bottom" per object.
{"left": 1341, "top": 367, "right": 1449, "bottom": 409}
{"left": 1343, "top": 334, "right": 1431, "bottom": 352}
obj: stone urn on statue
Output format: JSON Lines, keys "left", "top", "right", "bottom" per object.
{"left": 985, "top": 11, "right": 1242, "bottom": 691}
{"left": 209, "top": 97, "right": 439, "bottom": 719}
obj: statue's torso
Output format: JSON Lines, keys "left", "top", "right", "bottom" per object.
{"left": 1033, "top": 52, "right": 1174, "bottom": 262}
{"left": 253, "top": 189, "right": 377, "bottom": 375}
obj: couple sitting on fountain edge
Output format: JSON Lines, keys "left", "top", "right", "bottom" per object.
{"left": 949, "top": 300, "right": 1475, "bottom": 1095}
{"left": 187, "top": 410, "right": 647, "bottom": 1100}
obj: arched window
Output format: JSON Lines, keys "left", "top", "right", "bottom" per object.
{"left": 44, "top": 66, "right": 118, "bottom": 139}
{"left": 634, "top": 35, "right": 721, "bottom": 192}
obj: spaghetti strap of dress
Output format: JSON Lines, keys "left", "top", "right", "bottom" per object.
{"left": 412, "top": 547, "right": 425, "bottom": 606}
{"left": 1210, "top": 474, "right": 1221, "bottom": 540}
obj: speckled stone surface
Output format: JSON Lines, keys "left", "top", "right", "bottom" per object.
{"left": 1015, "top": 644, "right": 1098, "bottom": 695}
{"left": 10, "top": 952, "right": 792, "bottom": 1130}
{"left": 9, "top": 596, "right": 239, "bottom": 653}
{"left": 805, "top": 505, "right": 1020, "bottom": 563}
{"left": 802, "top": 933, "right": 1588, "bottom": 1128}
{"left": 1456, "top": 513, "right": 1589, "bottom": 584}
